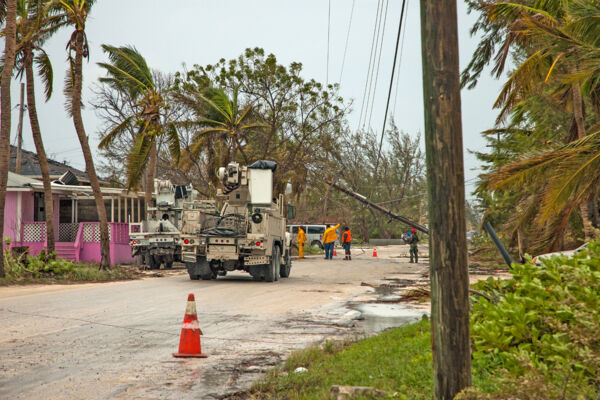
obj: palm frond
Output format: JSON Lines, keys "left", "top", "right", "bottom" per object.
{"left": 126, "top": 133, "right": 153, "bottom": 190}
{"left": 34, "top": 50, "right": 53, "bottom": 101}
{"left": 98, "top": 115, "right": 134, "bottom": 149}
{"left": 165, "top": 122, "right": 181, "bottom": 162}
{"left": 98, "top": 44, "right": 153, "bottom": 97}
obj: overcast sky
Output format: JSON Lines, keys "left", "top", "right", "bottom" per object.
{"left": 7, "top": 0, "right": 503, "bottom": 196}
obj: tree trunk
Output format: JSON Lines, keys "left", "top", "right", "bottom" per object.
{"left": 571, "top": 81, "right": 586, "bottom": 139}
{"left": 145, "top": 140, "right": 157, "bottom": 210}
{"left": 71, "top": 31, "right": 111, "bottom": 269}
{"left": 15, "top": 82, "right": 25, "bottom": 174}
{"left": 0, "top": 0, "right": 18, "bottom": 278}
{"left": 420, "top": 1, "right": 472, "bottom": 399}
{"left": 25, "top": 51, "right": 56, "bottom": 254}
{"left": 580, "top": 202, "right": 599, "bottom": 241}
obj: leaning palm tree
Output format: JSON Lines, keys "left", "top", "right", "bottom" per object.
{"left": 0, "top": 0, "right": 18, "bottom": 277}
{"left": 97, "top": 44, "right": 180, "bottom": 207}
{"left": 479, "top": 1, "right": 600, "bottom": 242}
{"left": 8, "top": 0, "right": 69, "bottom": 254}
{"left": 486, "top": 132, "right": 600, "bottom": 248}
{"left": 50, "top": 0, "right": 111, "bottom": 269}
{"left": 178, "top": 87, "right": 263, "bottom": 187}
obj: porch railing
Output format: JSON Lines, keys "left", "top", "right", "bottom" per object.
{"left": 21, "top": 222, "right": 47, "bottom": 243}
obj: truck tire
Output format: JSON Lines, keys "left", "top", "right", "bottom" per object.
{"left": 201, "top": 271, "right": 216, "bottom": 280}
{"left": 149, "top": 255, "right": 161, "bottom": 270}
{"left": 280, "top": 249, "right": 292, "bottom": 278}
{"left": 164, "top": 258, "right": 173, "bottom": 269}
{"left": 265, "top": 245, "right": 280, "bottom": 282}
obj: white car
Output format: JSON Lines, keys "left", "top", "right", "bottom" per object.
{"left": 532, "top": 243, "right": 588, "bottom": 265}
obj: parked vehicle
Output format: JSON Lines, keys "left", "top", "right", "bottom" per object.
{"left": 286, "top": 224, "right": 336, "bottom": 249}
{"left": 532, "top": 243, "right": 588, "bottom": 265}
{"left": 182, "top": 160, "right": 292, "bottom": 282}
{"left": 129, "top": 180, "right": 193, "bottom": 269}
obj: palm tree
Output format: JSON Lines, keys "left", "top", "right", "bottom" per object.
{"left": 486, "top": 131, "right": 600, "bottom": 247}
{"left": 97, "top": 44, "right": 180, "bottom": 207}
{"left": 178, "top": 87, "right": 263, "bottom": 187}
{"left": 476, "top": 1, "right": 600, "bottom": 243}
{"left": 50, "top": 0, "right": 110, "bottom": 269}
{"left": 8, "top": 0, "right": 68, "bottom": 255}
{"left": 0, "top": 0, "right": 18, "bottom": 277}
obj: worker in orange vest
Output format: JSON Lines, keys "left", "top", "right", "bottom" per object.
{"left": 342, "top": 227, "right": 352, "bottom": 260}
{"left": 297, "top": 227, "right": 306, "bottom": 259}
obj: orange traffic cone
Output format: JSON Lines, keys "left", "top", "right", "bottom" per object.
{"left": 173, "top": 293, "right": 207, "bottom": 358}
{"left": 333, "top": 247, "right": 337, "bottom": 256}
{"left": 372, "top": 246, "right": 378, "bottom": 257}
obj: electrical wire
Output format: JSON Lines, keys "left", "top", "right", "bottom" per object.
{"left": 357, "top": 0, "right": 382, "bottom": 131}
{"left": 374, "top": 0, "right": 408, "bottom": 174}
{"left": 326, "top": 0, "right": 331, "bottom": 85}
{"left": 338, "top": 0, "right": 356, "bottom": 85}
{"left": 392, "top": 0, "right": 410, "bottom": 117}
{"left": 363, "top": 0, "right": 388, "bottom": 130}
{"left": 366, "top": 0, "right": 390, "bottom": 130}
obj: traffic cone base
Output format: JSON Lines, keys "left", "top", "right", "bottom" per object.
{"left": 173, "top": 294, "right": 207, "bottom": 358}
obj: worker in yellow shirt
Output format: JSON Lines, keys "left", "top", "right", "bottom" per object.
{"left": 297, "top": 227, "right": 306, "bottom": 259}
{"left": 322, "top": 224, "right": 340, "bottom": 260}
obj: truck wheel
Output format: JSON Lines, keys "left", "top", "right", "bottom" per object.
{"left": 149, "top": 255, "right": 161, "bottom": 270}
{"left": 311, "top": 240, "right": 323, "bottom": 249}
{"left": 280, "top": 250, "right": 292, "bottom": 278}
{"left": 164, "top": 259, "right": 173, "bottom": 269}
{"left": 265, "top": 245, "right": 280, "bottom": 282}
{"left": 201, "top": 271, "right": 216, "bottom": 280}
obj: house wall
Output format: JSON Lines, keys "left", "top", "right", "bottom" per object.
{"left": 21, "top": 191, "right": 34, "bottom": 221}
{"left": 4, "top": 192, "right": 19, "bottom": 243}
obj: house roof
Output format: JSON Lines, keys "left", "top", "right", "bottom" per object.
{"left": 7, "top": 171, "right": 40, "bottom": 188}
{"left": 9, "top": 145, "right": 88, "bottom": 179}
{"left": 7, "top": 171, "right": 145, "bottom": 198}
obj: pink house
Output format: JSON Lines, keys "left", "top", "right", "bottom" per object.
{"left": 4, "top": 171, "right": 145, "bottom": 265}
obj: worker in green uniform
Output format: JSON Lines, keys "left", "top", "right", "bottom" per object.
{"left": 409, "top": 228, "right": 419, "bottom": 263}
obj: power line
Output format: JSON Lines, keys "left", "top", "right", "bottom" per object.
{"left": 326, "top": 0, "right": 331, "bottom": 85}
{"left": 374, "top": 0, "right": 408, "bottom": 174}
{"left": 357, "top": 0, "right": 382, "bottom": 131}
{"left": 363, "top": 0, "right": 388, "bottom": 130}
{"left": 338, "top": 0, "right": 356, "bottom": 85}
{"left": 366, "top": 0, "right": 390, "bottom": 130}
{"left": 392, "top": 0, "right": 410, "bottom": 117}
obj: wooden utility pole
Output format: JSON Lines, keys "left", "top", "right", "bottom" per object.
{"left": 420, "top": 1, "right": 471, "bottom": 399}
{"left": 15, "top": 82, "right": 25, "bottom": 174}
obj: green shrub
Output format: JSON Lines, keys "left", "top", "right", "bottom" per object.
{"left": 469, "top": 242, "right": 600, "bottom": 398}
{"left": 1, "top": 250, "right": 135, "bottom": 284}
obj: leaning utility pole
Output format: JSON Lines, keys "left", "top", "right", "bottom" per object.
{"left": 420, "top": 1, "right": 471, "bottom": 399}
{"left": 15, "top": 82, "right": 25, "bottom": 174}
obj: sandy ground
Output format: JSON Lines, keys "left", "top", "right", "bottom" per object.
{"left": 0, "top": 245, "right": 499, "bottom": 399}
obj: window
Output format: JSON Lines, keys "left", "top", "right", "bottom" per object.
{"left": 290, "top": 226, "right": 307, "bottom": 234}
{"left": 307, "top": 226, "right": 325, "bottom": 234}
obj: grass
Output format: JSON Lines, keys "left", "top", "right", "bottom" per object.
{"left": 247, "top": 318, "right": 434, "bottom": 400}
{"left": 0, "top": 250, "right": 138, "bottom": 285}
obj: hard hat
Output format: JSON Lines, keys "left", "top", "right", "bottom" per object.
{"left": 411, "top": 228, "right": 416, "bottom": 233}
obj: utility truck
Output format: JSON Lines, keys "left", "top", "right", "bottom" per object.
{"left": 182, "top": 160, "right": 292, "bottom": 282}
{"left": 129, "top": 180, "right": 193, "bottom": 269}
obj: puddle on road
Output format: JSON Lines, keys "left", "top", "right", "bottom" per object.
{"left": 349, "top": 303, "right": 426, "bottom": 334}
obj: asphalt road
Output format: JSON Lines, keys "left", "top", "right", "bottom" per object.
{"left": 0, "top": 245, "right": 428, "bottom": 399}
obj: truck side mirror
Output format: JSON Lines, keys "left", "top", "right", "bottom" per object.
{"left": 287, "top": 204, "right": 295, "bottom": 220}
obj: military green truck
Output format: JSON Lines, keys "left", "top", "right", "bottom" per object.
{"left": 181, "top": 160, "right": 292, "bottom": 282}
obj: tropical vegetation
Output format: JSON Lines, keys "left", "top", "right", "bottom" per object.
{"left": 465, "top": 0, "right": 600, "bottom": 255}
